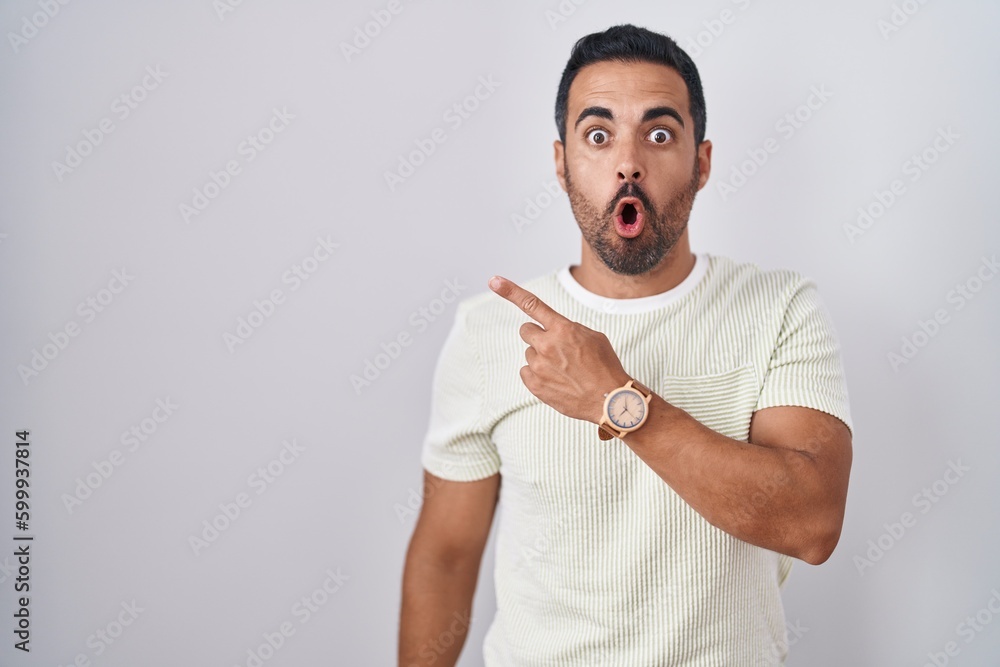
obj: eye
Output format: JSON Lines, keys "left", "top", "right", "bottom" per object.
{"left": 585, "top": 128, "right": 609, "bottom": 145}
{"left": 646, "top": 127, "right": 673, "bottom": 144}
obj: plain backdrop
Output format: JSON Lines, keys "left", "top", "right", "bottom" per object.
{"left": 1, "top": 1, "right": 999, "bottom": 665}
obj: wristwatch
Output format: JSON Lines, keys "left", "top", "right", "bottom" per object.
{"left": 598, "top": 378, "right": 653, "bottom": 441}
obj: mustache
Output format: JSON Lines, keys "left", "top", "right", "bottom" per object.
{"left": 605, "top": 182, "right": 655, "bottom": 216}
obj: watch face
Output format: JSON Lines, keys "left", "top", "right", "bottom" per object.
{"left": 607, "top": 388, "right": 646, "bottom": 429}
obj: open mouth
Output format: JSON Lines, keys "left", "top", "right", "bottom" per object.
{"left": 621, "top": 203, "right": 638, "bottom": 225}
{"left": 612, "top": 197, "right": 645, "bottom": 238}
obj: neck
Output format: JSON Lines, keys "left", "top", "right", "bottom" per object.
{"left": 569, "top": 232, "right": 695, "bottom": 299}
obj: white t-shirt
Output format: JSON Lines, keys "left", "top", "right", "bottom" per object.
{"left": 420, "top": 252, "right": 853, "bottom": 666}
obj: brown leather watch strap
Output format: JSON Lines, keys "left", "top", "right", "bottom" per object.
{"left": 630, "top": 379, "right": 652, "bottom": 398}
{"left": 598, "top": 423, "right": 618, "bottom": 440}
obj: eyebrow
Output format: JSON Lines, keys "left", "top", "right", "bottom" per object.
{"left": 574, "top": 105, "right": 686, "bottom": 130}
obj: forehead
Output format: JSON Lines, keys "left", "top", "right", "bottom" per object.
{"left": 568, "top": 60, "right": 690, "bottom": 122}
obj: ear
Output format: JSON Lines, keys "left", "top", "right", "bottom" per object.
{"left": 696, "top": 139, "right": 712, "bottom": 191}
{"left": 553, "top": 140, "right": 567, "bottom": 192}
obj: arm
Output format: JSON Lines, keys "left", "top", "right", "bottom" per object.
{"left": 486, "top": 273, "right": 853, "bottom": 566}
{"left": 399, "top": 470, "right": 500, "bottom": 667}
{"left": 620, "top": 400, "right": 852, "bottom": 565}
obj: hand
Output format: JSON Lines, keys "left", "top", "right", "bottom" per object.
{"left": 488, "top": 275, "right": 631, "bottom": 424}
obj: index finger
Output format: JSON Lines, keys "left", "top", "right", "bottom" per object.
{"left": 488, "top": 275, "right": 568, "bottom": 329}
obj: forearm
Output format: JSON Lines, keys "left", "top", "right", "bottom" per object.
{"left": 620, "top": 393, "right": 839, "bottom": 563}
{"left": 399, "top": 545, "right": 479, "bottom": 667}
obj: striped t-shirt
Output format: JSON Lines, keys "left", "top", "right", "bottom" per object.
{"left": 420, "top": 251, "right": 853, "bottom": 666}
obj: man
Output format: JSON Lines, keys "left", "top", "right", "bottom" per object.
{"left": 399, "top": 24, "right": 853, "bottom": 666}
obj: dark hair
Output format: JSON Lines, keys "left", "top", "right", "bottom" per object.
{"left": 555, "top": 24, "right": 706, "bottom": 146}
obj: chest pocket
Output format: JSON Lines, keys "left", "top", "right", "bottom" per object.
{"left": 659, "top": 363, "right": 760, "bottom": 442}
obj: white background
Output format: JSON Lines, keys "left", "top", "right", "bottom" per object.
{"left": 1, "top": 0, "right": 998, "bottom": 665}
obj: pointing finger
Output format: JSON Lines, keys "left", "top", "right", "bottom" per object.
{"left": 488, "top": 275, "right": 568, "bottom": 329}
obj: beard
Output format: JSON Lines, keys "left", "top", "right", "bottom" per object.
{"left": 564, "top": 158, "right": 701, "bottom": 276}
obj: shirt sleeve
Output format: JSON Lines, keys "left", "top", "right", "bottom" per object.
{"left": 754, "top": 277, "right": 854, "bottom": 437}
{"left": 420, "top": 302, "right": 502, "bottom": 481}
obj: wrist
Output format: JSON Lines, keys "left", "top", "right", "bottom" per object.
{"left": 597, "top": 376, "right": 653, "bottom": 440}
{"left": 595, "top": 373, "right": 634, "bottom": 423}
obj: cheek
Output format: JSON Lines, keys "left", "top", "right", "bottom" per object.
{"left": 652, "top": 160, "right": 696, "bottom": 193}
{"left": 566, "top": 154, "right": 614, "bottom": 198}
{"left": 585, "top": 148, "right": 620, "bottom": 174}
{"left": 567, "top": 142, "right": 613, "bottom": 171}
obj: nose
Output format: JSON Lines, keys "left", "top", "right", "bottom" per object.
{"left": 616, "top": 136, "right": 644, "bottom": 184}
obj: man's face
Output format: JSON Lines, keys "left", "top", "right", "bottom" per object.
{"left": 554, "top": 60, "right": 712, "bottom": 276}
